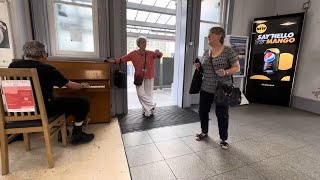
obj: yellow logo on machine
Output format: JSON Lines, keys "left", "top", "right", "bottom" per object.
{"left": 256, "top": 24, "right": 267, "bottom": 34}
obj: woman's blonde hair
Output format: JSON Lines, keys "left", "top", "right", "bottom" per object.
{"left": 209, "top": 27, "right": 225, "bottom": 44}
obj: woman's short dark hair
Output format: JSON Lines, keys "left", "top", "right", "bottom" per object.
{"left": 23, "top": 41, "right": 46, "bottom": 59}
{"left": 209, "top": 27, "right": 226, "bottom": 44}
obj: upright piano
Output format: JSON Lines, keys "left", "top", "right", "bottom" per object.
{"left": 47, "top": 60, "right": 111, "bottom": 124}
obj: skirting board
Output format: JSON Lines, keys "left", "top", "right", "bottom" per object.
{"left": 291, "top": 96, "right": 320, "bottom": 115}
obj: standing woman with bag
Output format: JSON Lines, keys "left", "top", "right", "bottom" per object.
{"left": 194, "top": 27, "right": 240, "bottom": 149}
{"left": 106, "top": 36, "right": 163, "bottom": 117}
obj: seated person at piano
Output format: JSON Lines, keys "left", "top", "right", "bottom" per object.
{"left": 8, "top": 40, "right": 94, "bottom": 145}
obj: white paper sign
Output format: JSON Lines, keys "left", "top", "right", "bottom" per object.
{"left": 70, "top": 26, "right": 83, "bottom": 42}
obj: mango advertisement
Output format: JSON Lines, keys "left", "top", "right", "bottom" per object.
{"left": 246, "top": 13, "right": 305, "bottom": 106}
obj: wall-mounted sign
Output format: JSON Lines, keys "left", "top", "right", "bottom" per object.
{"left": 225, "top": 35, "right": 249, "bottom": 77}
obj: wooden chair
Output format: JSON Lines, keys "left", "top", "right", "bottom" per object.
{"left": 0, "top": 68, "right": 67, "bottom": 175}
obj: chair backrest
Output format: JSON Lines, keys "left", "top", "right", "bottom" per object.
{"left": 0, "top": 68, "right": 49, "bottom": 127}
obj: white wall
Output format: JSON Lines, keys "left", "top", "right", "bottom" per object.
{"left": 230, "top": 0, "right": 276, "bottom": 98}
{"left": 231, "top": 0, "right": 276, "bottom": 36}
{"left": 274, "top": 0, "right": 320, "bottom": 101}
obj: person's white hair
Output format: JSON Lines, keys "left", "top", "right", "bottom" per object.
{"left": 136, "top": 36, "right": 147, "bottom": 47}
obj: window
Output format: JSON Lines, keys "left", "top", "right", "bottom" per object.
{"left": 200, "top": 0, "right": 222, "bottom": 23}
{"left": 126, "top": 0, "right": 176, "bottom": 40}
{"left": 48, "top": 0, "right": 99, "bottom": 57}
{"left": 198, "top": 0, "right": 227, "bottom": 56}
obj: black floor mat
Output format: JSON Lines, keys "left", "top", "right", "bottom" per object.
{"left": 118, "top": 106, "right": 199, "bottom": 134}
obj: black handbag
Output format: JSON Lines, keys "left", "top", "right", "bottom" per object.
{"left": 114, "top": 60, "right": 126, "bottom": 88}
{"left": 134, "top": 52, "right": 147, "bottom": 86}
{"left": 209, "top": 57, "right": 241, "bottom": 106}
{"left": 189, "top": 58, "right": 203, "bottom": 94}
{"left": 215, "top": 81, "right": 241, "bottom": 106}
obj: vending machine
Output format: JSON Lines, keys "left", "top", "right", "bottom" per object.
{"left": 246, "top": 13, "right": 305, "bottom": 106}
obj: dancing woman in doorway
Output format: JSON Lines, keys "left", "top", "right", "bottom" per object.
{"left": 106, "top": 36, "right": 163, "bottom": 117}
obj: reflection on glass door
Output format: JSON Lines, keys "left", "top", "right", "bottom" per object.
{"left": 191, "top": 0, "right": 227, "bottom": 105}
{"left": 198, "top": 0, "right": 224, "bottom": 57}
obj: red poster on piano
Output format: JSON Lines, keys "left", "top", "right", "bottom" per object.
{"left": 1, "top": 80, "right": 35, "bottom": 112}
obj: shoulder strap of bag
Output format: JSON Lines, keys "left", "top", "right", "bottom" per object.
{"left": 118, "top": 58, "right": 122, "bottom": 71}
{"left": 209, "top": 50, "right": 234, "bottom": 84}
{"left": 142, "top": 52, "right": 147, "bottom": 78}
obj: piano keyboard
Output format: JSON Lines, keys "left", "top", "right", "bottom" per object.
{"left": 90, "top": 85, "right": 105, "bottom": 88}
{"left": 54, "top": 85, "right": 105, "bottom": 88}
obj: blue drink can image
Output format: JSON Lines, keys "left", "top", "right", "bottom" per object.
{"left": 263, "top": 48, "right": 280, "bottom": 74}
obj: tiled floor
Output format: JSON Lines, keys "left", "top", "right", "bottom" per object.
{"left": 123, "top": 104, "right": 320, "bottom": 180}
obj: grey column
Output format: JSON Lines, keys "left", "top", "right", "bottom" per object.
{"left": 97, "top": 0, "right": 127, "bottom": 115}
{"left": 29, "top": 0, "right": 51, "bottom": 54}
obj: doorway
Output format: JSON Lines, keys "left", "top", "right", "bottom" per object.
{"left": 125, "top": 0, "right": 177, "bottom": 110}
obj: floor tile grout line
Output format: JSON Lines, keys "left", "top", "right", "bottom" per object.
{"left": 161, "top": 151, "right": 196, "bottom": 161}
{"left": 146, "top": 130, "right": 156, "bottom": 144}
{"left": 163, "top": 158, "right": 179, "bottom": 180}
{"left": 193, "top": 142, "right": 253, "bottom": 176}
{"left": 224, "top": 130, "right": 308, "bottom": 149}
{"left": 164, "top": 152, "right": 219, "bottom": 179}
{"left": 178, "top": 135, "right": 221, "bottom": 176}
{"left": 121, "top": 120, "right": 200, "bottom": 135}
{"left": 125, "top": 141, "right": 163, "bottom": 169}
{"left": 152, "top": 140, "right": 179, "bottom": 180}
{"left": 117, "top": 120, "right": 133, "bottom": 180}
{"left": 227, "top": 145, "right": 297, "bottom": 167}
{"left": 129, "top": 159, "right": 165, "bottom": 169}
{"left": 247, "top": 155, "right": 314, "bottom": 180}
{"left": 203, "top": 175, "right": 221, "bottom": 180}
{"left": 180, "top": 134, "right": 222, "bottom": 153}
{"left": 147, "top": 127, "right": 181, "bottom": 144}
{"left": 215, "top": 164, "right": 262, "bottom": 178}
{"left": 153, "top": 137, "right": 182, "bottom": 144}
{"left": 271, "top": 147, "right": 319, "bottom": 180}
{"left": 124, "top": 141, "right": 154, "bottom": 149}
{"left": 223, "top": 136, "right": 305, "bottom": 167}
{"left": 199, "top": 155, "right": 248, "bottom": 176}
{"left": 276, "top": 162, "right": 316, "bottom": 180}
{"left": 246, "top": 164, "right": 270, "bottom": 180}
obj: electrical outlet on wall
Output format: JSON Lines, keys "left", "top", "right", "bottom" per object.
{"left": 0, "top": 59, "right": 10, "bottom": 67}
